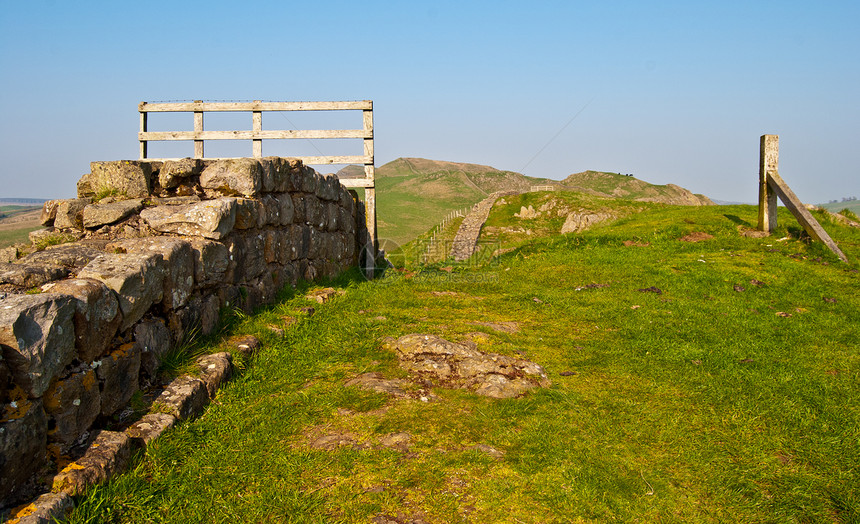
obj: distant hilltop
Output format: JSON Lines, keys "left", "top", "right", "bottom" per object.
{"left": 0, "top": 197, "right": 48, "bottom": 206}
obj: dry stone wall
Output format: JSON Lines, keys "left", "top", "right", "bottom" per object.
{"left": 0, "top": 157, "right": 370, "bottom": 507}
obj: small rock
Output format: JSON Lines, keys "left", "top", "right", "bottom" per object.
{"left": 638, "top": 286, "right": 662, "bottom": 294}
{"left": 152, "top": 375, "right": 208, "bottom": 421}
{"left": 195, "top": 352, "right": 233, "bottom": 398}
{"left": 823, "top": 297, "right": 837, "bottom": 303}
{"left": 559, "top": 371, "right": 577, "bottom": 376}
{"left": 378, "top": 432, "right": 412, "bottom": 452}
{"left": 9, "top": 492, "right": 74, "bottom": 524}
{"left": 733, "top": 284, "right": 746, "bottom": 292}
{"left": 226, "top": 334, "right": 261, "bottom": 358}
{"left": 471, "top": 444, "right": 505, "bottom": 459}
{"left": 739, "top": 358, "right": 755, "bottom": 364}
{"left": 126, "top": 413, "right": 177, "bottom": 447}
{"left": 298, "top": 306, "right": 315, "bottom": 317}
{"left": 750, "top": 279, "right": 765, "bottom": 287}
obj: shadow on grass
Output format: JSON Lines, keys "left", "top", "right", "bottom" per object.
{"left": 724, "top": 214, "right": 752, "bottom": 227}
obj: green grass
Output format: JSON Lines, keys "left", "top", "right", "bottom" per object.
{"left": 65, "top": 203, "right": 860, "bottom": 523}
{"left": 0, "top": 227, "right": 38, "bottom": 249}
{"left": 819, "top": 200, "right": 860, "bottom": 217}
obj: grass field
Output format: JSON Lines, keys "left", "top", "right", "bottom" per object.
{"left": 63, "top": 202, "right": 859, "bottom": 523}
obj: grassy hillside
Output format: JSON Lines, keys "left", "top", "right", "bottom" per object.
{"left": 341, "top": 159, "right": 713, "bottom": 246}
{"left": 819, "top": 200, "right": 860, "bottom": 217}
{"left": 0, "top": 205, "right": 42, "bottom": 248}
{"left": 64, "top": 203, "right": 859, "bottom": 523}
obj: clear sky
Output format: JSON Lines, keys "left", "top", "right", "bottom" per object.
{"left": 1, "top": 0, "right": 858, "bottom": 203}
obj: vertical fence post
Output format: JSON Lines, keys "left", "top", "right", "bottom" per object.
{"left": 252, "top": 101, "right": 262, "bottom": 158}
{"left": 139, "top": 107, "right": 148, "bottom": 160}
{"left": 362, "top": 103, "right": 378, "bottom": 274}
{"left": 758, "top": 134, "right": 779, "bottom": 232}
{"left": 193, "top": 100, "right": 204, "bottom": 159}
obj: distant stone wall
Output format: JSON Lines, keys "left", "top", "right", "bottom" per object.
{"left": 0, "top": 157, "right": 369, "bottom": 506}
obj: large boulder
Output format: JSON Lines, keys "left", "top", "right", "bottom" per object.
{"left": 0, "top": 294, "right": 76, "bottom": 398}
{"left": 78, "top": 253, "right": 165, "bottom": 331}
{"left": 89, "top": 161, "right": 153, "bottom": 199}
{"left": 0, "top": 398, "right": 47, "bottom": 505}
{"left": 42, "top": 278, "right": 121, "bottom": 362}
{"left": 199, "top": 158, "right": 263, "bottom": 198}
{"left": 82, "top": 199, "right": 145, "bottom": 229}
{"left": 140, "top": 198, "right": 237, "bottom": 240}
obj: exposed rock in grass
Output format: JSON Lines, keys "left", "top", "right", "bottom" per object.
{"left": 152, "top": 375, "right": 208, "bottom": 421}
{"left": 385, "top": 334, "right": 550, "bottom": 399}
{"left": 225, "top": 334, "right": 261, "bottom": 358}
{"left": 195, "top": 352, "right": 233, "bottom": 398}
{"left": 305, "top": 287, "right": 343, "bottom": 304}
{"left": 126, "top": 413, "right": 176, "bottom": 447}
{"left": 679, "top": 232, "right": 714, "bottom": 242}
{"left": 7, "top": 491, "right": 74, "bottom": 524}
{"left": 345, "top": 372, "right": 419, "bottom": 399}
{"left": 52, "top": 430, "right": 131, "bottom": 496}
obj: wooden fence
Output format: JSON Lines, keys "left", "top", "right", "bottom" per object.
{"left": 757, "top": 134, "right": 847, "bottom": 262}
{"left": 138, "top": 100, "right": 377, "bottom": 251}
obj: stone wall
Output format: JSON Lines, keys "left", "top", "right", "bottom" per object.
{"left": 0, "top": 157, "right": 370, "bottom": 507}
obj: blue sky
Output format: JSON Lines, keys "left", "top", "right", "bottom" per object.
{"left": 1, "top": 0, "right": 858, "bottom": 203}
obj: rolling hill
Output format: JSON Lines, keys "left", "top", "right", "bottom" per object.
{"left": 338, "top": 158, "right": 713, "bottom": 246}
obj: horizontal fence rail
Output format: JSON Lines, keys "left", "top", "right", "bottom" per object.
{"left": 138, "top": 99, "right": 377, "bottom": 255}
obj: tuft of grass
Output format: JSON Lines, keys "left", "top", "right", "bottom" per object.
{"left": 33, "top": 231, "right": 78, "bottom": 251}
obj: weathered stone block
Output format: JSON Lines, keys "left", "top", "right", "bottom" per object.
{"left": 158, "top": 158, "right": 201, "bottom": 189}
{"left": 275, "top": 193, "right": 295, "bottom": 225}
{"left": 90, "top": 161, "right": 153, "bottom": 199}
{"left": 326, "top": 202, "right": 339, "bottom": 231}
{"left": 0, "top": 262, "right": 69, "bottom": 288}
{"left": 290, "top": 225, "right": 310, "bottom": 260}
{"left": 233, "top": 198, "right": 264, "bottom": 230}
{"left": 134, "top": 318, "right": 171, "bottom": 379}
{"left": 301, "top": 166, "right": 319, "bottom": 194}
{"left": 199, "top": 158, "right": 262, "bottom": 198}
{"left": 196, "top": 352, "right": 233, "bottom": 398}
{"left": 126, "top": 412, "right": 176, "bottom": 447}
{"left": 188, "top": 239, "right": 229, "bottom": 287}
{"left": 308, "top": 227, "right": 322, "bottom": 260}
{"left": 260, "top": 158, "right": 276, "bottom": 193}
{"left": 290, "top": 193, "right": 305, "bottom": 224}
{"left": 43, "top": 368, "right": 100, "bottom": 453}
{"left": 96, "top": 342, "right": 140, "bottom": 417}
{"left": 40, "top": 200, "right": 60, "bottom": 227}
{"left": 0, "top": 294, "right": 75, "bottom": 398}
{"left": 82, "top": 198, "right": 144, "bottom": 229}
{"left": 108, "top": 237, "right": 194, "bottom": 310}
{"left": 305, "top": 196, "right": 324, "bottom": 229}
{"left": 139, "top": 198, "right": 237, "bottom": 240}
{"left": 52, "top": 430, "right": 131, "bottom": 496}
{"left": 11, "top": 491, "right": 75, "bottom": 524}
{"left": 54, "top": 199, "right": 91, "bottom": 230}
{"left": 153, "top": 375, "right": 208, "bottom": 421}
{"left": 0, "top": 398, "right": 47, "bottom": 506}
{"left": 44, "top": 278, "right": 121, "bottom": 362}
{"left": 22, "top": 241, "right": 106, "bottom": 270}
{"left": 78, "top": 253, "right": 165, "bottom": 331}
{"left": 232, "top": 233, "right": 266, "bottom": 283}
{"left": 263, "top": 229, "right": 280, "bottom": 264}
{"left": 261, "top": 194, "right": 280, "bottom": 226}
{"left": 77, "top": 173, "right": 95, "bottom": 199}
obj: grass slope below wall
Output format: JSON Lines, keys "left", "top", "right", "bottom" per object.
{"left": 66, "top": 203, "right": 859, "bottom": 523}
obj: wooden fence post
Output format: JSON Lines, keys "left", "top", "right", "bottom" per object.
{"left": 758, "top": 134, "right": 779, "bottom": 231}
{"left": 252, "top": 101, "right": 262, "bottom": 158}
{"left": 139, "top": 109, "right": 148, "bottom": 160}
{"left": 194, "top": 100, "right": 204, "bottom": 159}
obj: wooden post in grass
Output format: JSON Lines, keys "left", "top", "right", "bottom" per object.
{"left": 757, "top": 135, "right": 848, "bottom": 262}
{"left": 758, "top": 135, "right": 779, "bottom": 231}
